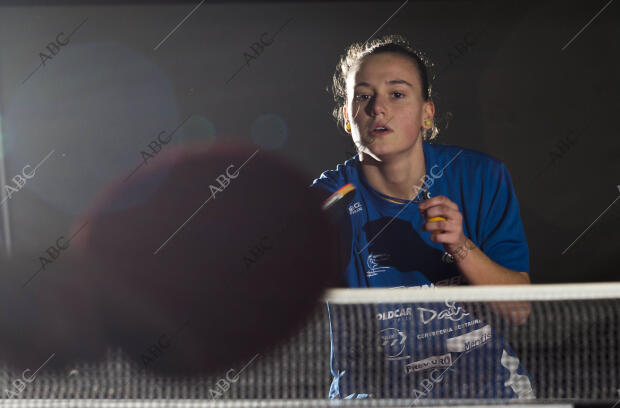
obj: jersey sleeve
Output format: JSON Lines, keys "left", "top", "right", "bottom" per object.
{"left": 478, "top": 162, "right": 530, "bottom": 274}
{"left": 310, "top": 166, "right": 344, "bottom": 194}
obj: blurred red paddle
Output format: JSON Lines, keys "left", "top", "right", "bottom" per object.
{"left": 0, "top": 141, "right": 340, "bottom": 377}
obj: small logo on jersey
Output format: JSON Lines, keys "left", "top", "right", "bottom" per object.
{"left": 417, "top": 300, "right": 470, "bottom": 325}
{"left": 376, "top": 307, "right": 413, "bottom": 321}
{"left": 348, "top": 201, "right": 363, "bottom": 215}
{"left": 446, "top": 325, "right": 492, "bottom": 352}
{"left": 405, "top": 353, "right": 452, "bottom": 373}
{"left": 378, "top": 327, "right": 408, "bottom": 360}
{"left": 366, "top": 253, "right": 390, "bottom": 277}
{"left": 500, "top": 349, "right": 535, "bottom": 399}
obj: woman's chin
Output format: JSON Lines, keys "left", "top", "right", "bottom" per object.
{"left": 364, "top": 137, "right": 420, "bottom": 158}
{"left": 366, "top": 143, "right": 397, "bottom": 157}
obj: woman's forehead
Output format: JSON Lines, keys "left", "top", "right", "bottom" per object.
{"left": 348, "top": 53, "right": 420, "bottom": 89}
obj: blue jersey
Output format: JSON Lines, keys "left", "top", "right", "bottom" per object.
{"left": 310, "top": 142, "right": 534, "bottom": 400}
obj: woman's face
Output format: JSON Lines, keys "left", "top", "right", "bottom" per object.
{"left": 344, "top": 52, "right": 434, "bottom": 158}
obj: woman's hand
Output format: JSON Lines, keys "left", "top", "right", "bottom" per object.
{"left": 418, "top": 195, "right": 473, "bottom": 261}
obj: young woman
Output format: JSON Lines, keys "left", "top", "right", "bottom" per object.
{"left": 311, "top": 34, "right": 534, "bottom": 400}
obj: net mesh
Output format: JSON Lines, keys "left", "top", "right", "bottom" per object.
{"left": 0, "top": 285, "right": 618, "bottom": 406}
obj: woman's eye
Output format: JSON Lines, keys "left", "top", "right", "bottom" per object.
{"left": 354, "top": 92, "right": 403, "bottom": 100}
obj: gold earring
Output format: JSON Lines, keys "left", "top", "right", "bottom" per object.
{"left": 346, "top": 122, "right": 351, "bottom": 132}
{"left": 424, "top": 119, "right": 432, "bottom": 127}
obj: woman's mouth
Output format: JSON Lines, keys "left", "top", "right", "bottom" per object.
{"left": 369, "top": 122, "right": 393, "bottom": 137}
{"left": 370, "top": 127, "right": 393, "bottom": 137}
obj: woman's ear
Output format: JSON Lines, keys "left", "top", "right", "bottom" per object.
{"left": 343, "top": 106, "right": 351, "bottom": 134}
{"left": 422, "top": 101, "right": 436, "bottom": 128}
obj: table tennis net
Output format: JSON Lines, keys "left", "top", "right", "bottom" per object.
{"left": 0, "top": 284, "right": 618, "bottom": 406}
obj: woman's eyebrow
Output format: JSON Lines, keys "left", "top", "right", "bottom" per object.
{"left": 386, "top": 79, "right": 413, "bottom": 87}
{"left": 354, "top": 79, "right": 413, "bottom": 88}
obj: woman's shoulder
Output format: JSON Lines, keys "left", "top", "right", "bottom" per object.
{"left": 310, "top": 156, "right": 360, "bottom": 193}
{"left": 424, "top": 142, "right": 506, "bottom": 174}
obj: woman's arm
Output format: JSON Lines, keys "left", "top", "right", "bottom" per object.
{"left": 444, "top": 237, "right": 531, "bottom": 325}
{"left": 419, "top": 195, "right": 532, "bottom": 324}
{"left": 445, "top": 236, "right": 530, "bottom": 285}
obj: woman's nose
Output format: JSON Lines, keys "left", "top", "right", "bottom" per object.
{"left": 368, "top": 94, "right": 387, "bottom": 117}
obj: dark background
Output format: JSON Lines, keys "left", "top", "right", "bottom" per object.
{"left": 0, "top": 0, "right": 618, "bottom": 283}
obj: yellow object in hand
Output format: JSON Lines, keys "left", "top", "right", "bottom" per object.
{"left": 428, "top": 216, "right": 446, "bottom": 235}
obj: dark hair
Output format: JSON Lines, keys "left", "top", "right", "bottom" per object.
{"left": 330, "top": 34, "right": 439, "bottom": 140}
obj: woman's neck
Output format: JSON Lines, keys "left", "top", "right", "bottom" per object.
{"left": 359, "top": 139, "right": 426, "bottom": 203}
